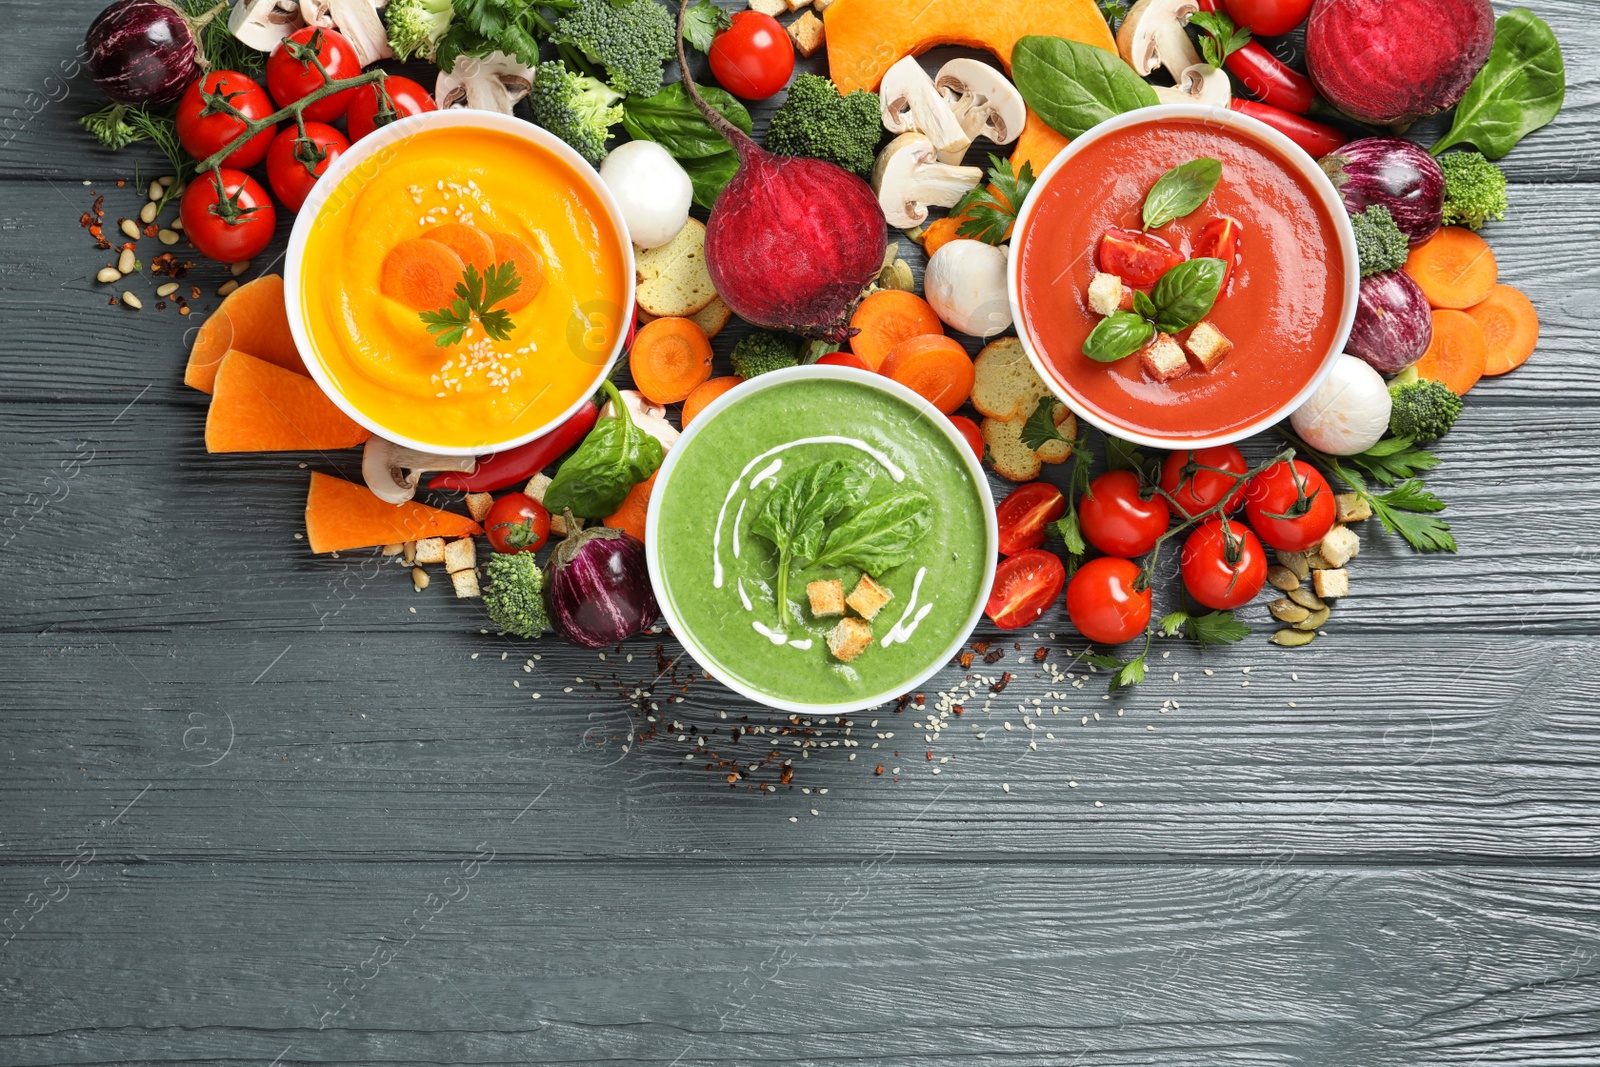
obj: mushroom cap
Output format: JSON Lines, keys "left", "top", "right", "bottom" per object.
{"left": 924, "top": 239, "right": 1012, "bottom": 338}
{"left": 1153, "top": 63, "right": 1231, "bottom": 108}
{"left": 878, "top": 55, "right": 935, "bottom": 134}
{"left": 934, "top": 58, "right": 1027, "bottom": 146}
{"left": 228, "top": 0, "right": 306, "bottom": 51}
{"left": 435, "top": 51, "right": 536, "bottom": 114}
{"left": 362, "top": 438, "right": 476, "bottom": 504}
{"left": 871, "top": 131, "right": 983, "bottom": 229}
{"left": 1117, "top": 0, "right": 1202, "bottom": 77}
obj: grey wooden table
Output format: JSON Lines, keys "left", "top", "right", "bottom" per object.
{"left": 4, "top": 2, "right": 1600, "bottom": 1064}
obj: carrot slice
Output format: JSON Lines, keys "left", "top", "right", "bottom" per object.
{"left": 629, "top": 316, "right": 713, "bottom": 404}
{"left": 603, "top": 471, "right": 658, "bottom": 543}
{"left": 304, "top": 471, "right": 481, "bottom": 554}
{"left": 848, "top": 290, "right": 945, "bottom": 371}
{"left": 1404, "top": 227, "right": 1498, "bottom": 310}
{"left": 921, "top": 216, "right": 965, "bottom": 257}
{"left": 880, "top": 334, "right": 976, "bottom": 414}
{"left": 681, "top": 375, "right": 742, "bottom": 428}
{"left": 206, "top": 350, "right": 371, "bottom": 452}
{"left": 184, "top": 274, "right": 303, "bottom": 393}
{"left": 486, "top": 231, "right": 544, "bottom": 312}
{"left": 380, "top": 238, "right": 465, "bottom": 311}
{"left": 425, "top": 223, "right": 495, "bottom": 275}
{"left": 1414, "top": 309, "right": 1489, "bottom": 396}
{"left": 1467, "top": 284, "right": 1539, "bottom": 376}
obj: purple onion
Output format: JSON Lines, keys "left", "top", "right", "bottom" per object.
{"left": 1320, "top": 137, "right": 1445, "bottom": 246}
{"left": 545, "top": 523, "right": 659, "bottom": 649}
{"left": 1347, "top": 270, "right": 1434, "bottom": 375}
{"left": 85, "top": 0, "right": 202, "bottom": 106}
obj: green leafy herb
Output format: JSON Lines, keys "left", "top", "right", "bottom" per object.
{"left": 1342, "top": 436, "right": 1441, "bottom": 487}
{"left": 418, "top": 261, "right": 523, "bottom": 346}
{"left": 436, "top": 0, "right": 543, "bottom": 69}
{"left": 1282, "top": 430, "right": 1456, "bottom": 553}
{"left": 681, "top": 0, "right": 732, "bottom": 52}
{"left": 1020, "top": 396, "right": 1072, "bottom": 451}
{"left": 543, "top": 380, "right": 665, "bottom": 520}
{"left": 1082, "top": 310, "right": 1156, "bottom": 362}
{"left": 950, "top": 156, "right": 1036, "bottom": 245}
{"left": 1084, "top": 648, "right": 1147, "bottom": 694}
{"left": 1149, "top": 257, "right": 1227, "bottom": 334}
{"left": 1190, "top": 10, "right": 1251, "bottom": 69}
{"left": 1011, "top": 34, "right": 1159, "bottom": 140}
{"left": 1432, "top": 8, "right": 1565, "bottom": 160}
{"left": 812, "top": 490, "right": 934, "bottom": 576}
{"left": 622, "top": 82, "right": 753, "bottom": 208}
{"left": 183, "top": 0, "right": 265, "bottom": 74}
{"left": 1132, "top": 289, "right": 1158, "bottom": 320}
{"left": 1105, "top": 434, "right": 1147, "bottom": 475}
{"left": 1051, "top": 431, "right": 1094, "bottom": 575}
{"left": 750, "top": 461, "right": 873, "bottom": 628}
{"left": 1095, "top": 0, "right": 1130, "bottom": 29}
{"left": 1142, "top": 158, "right": 1223, "bottom": 230}
{"left": 80, "top": 103, "right": 192, "bottom": 210}
{"left": 1159, "top": 609, "right": 1250, "bottom": 647}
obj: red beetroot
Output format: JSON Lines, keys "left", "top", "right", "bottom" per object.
{"left": 673, "top": 4, "right": 886, "bottom": 342}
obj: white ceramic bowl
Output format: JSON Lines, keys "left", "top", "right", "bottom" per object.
{"left": 644, "top": 365, "right": 999, "bottom": 715}
{"left": 1007, "top": 103, "right": 1360, "bottom": 451}
{"left": 284, "top": 108, "right": 636, "bottom": 457}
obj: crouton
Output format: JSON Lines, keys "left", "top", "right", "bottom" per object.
{"left": 970, "top": 336, "right": 1051, "bottom": 420}
{"left": 813, "top": 0, "right": 838, "bottom": 12}
{"left": 1087, "top": 272, "right": 1125, "bottom": 318}
{"left": 450, "top": 568, "right": 481, "bottom": 599}
{"left": 1312, "top": 568, "right": 1348, "bottom": 599}
{"left": 414, "top": 537, "right": 447, "bottom": 564}
{"left": 1318, "top": 525, "right": 1361, "bottom": 568}
{"left": 523, "top": 472, "right": 552, "bottom": 503}
{"left": 465, "top": 492, "right": 494, "bottom": 523}
{"left": 443, "top": 537, "right": 477, "bottom": 574}
{"left": 1139, "top": 333, "right": 1189, "bottom": 382}
{"left": 846, "top": 574, "right": 893, "bottom": 620}
{"left": 826, "top": 617, "right": 873, "bottom": 663}
{"left": 784, "top": 0, "right": 811, "bottom": 10}
{"left": 381, "top": 543, "right": 404, "bottom": 556}
{"left": 1184, "top": 321, "right": 1233, "bottom": 371}
{"left": 787, "top": 11, "right": 825, "bottom": 57}
{"left": 635, "top": 218, "right": 715, "bottom": 318}
{"left": 1335, "top": 492, "right": 1372, "bottom": 522}
{"left": 748, "top": 0, "right": 786, "bottom": 14}
{"left": 981, "top": 402, "right": 1078, "bottom": 482}
{"left": 807, "top": 579, "right": 846, "bottom": 618}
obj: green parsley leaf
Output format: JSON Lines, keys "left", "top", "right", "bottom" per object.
{"left": 952, "top": 156, "right": 1037, "bottom": 246}
{"left": 420, "top": 260, "right": 524, "bottom": 347}
{"left": 1020, "top": 396, "right": 1071, "bottom": 451}
{"left": 681, "top": 0, "right": 732, "bottom": 51}
{"left": 1161, "top": 609, "right": 1251, "bottom": 646}
{"left": 1190, "top": 10, "right": 1252, "bottom": 69}
{"left": 1343, "top": 436, "right": 1442, "bottom": 487}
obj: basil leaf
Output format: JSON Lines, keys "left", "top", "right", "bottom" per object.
{"left": 1131, "top": 289, "right": 1158, "bottom": 320}
{"left": 1142, "top": 158, "right": 1222, "bottom": 229}
{"left": 544, "top": 381, "right": 665, "bottom": 519}
{"left": 1432, "top": 9, "right": 1565, "bottom": 160}
{"left": 1149, "top": 257, "right": 1226, "bottom": 335}
{"left": 1082, "top": 311, "right": 1155, "bottom": 362}
{"left": 751, "top": 461, "right": 872, "bottom": 565}
{"left": 812, "top": 490, "right": 934, "bottom": 576}
{"left": 1011, "top": 35, "right": 1159, "bottom": 140}
{"left": 621, "top": 83, "right": 752, "bottom": 160}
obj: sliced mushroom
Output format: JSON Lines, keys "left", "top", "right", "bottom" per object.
{"left": 879, "top": 56, "right": 972, "bottom": 166}
{"left": 326, "top": 0, "right": 392, "bottom": 65}
{"left": 362, "top": 437, "right": 477, "bottom": 505}
{"left": 602, "top": 390, "right": 679, "bottom": 453}
{"left": 871, "top": 132, "right": 984, "bottom": 229}
{"left": 1153, "top": 63, "right": 1232, "bottom": 108}
{"left": 435, "top": 52, "right": 537, "bottom": 114}
{"left": 229, "top": 0, "right": 306, "bottom": 51}
{"left": 933, "top": 59, "right": 1026, "bottom": 147}
{"left": 298, "top": 0, "right": 331, "bottom": 26}
{"left": 1117, "top": 0, "right": 1202, "bottom": 82}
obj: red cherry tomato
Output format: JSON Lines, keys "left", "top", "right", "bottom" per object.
{"left": 265, "top": 27, "right": 362, "bottom": 120}
{"left": 985, "top": 549, "right": 1065, "bottom": 631}
{"left": 1180, "top": 518, "right": 1267, "bottom": 610}
{"left": 818, "top": 351, "right": 871, "bottom": 371}
{"left": 264, "top": 121, "right": 348, "bottom": 212}
{"left": 485, "top": 492, "right": 551, "bottom": 554}
{"left": 1191, "top": 216, "right": 1243, "bottom": 293}
{"left": 996, "top": 483, "right": 1066, "bottom": 557}
{"left": 1097, "top": 227, "right": 1184, "bottom": 287}
{"left": 1078, "top": 470, "right": 1170, "bottom": 559}
{"left": 1066, "top": 557, "right": 1151, "bottom": 645}
{"left": 179, "top": 168, "right": 278, "bottom": 262}
{"left": 176, "top": 71, "right": 277, "bottom": 169}
{"left": 946, "top": 415, "right": 984, "bottom": 460}
{"left": 708, "top": 11, "right": 794, "bottom": 101}
{"left": 345, "top": 76, "right": 438, "bottom": 142}
{"left": 1159, "top": 444, "right": 1247, "bottom": 519}
{"left": 1242, "top": 459, "right": 1336, "bottom": 551}
{"left": 1222, "top": 0, "right": 1313, "bottom": 38}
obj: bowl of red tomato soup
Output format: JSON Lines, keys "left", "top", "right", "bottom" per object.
{"left": 1008, "top": 105, "right": 1359, "bottom": 449}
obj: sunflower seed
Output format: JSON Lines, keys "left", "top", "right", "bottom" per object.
{"left": 1266, "top": 565, "right": 1300, "bottom": 592}
{"left": 1271, "top": 628, "right": 1316, "bottom": 647}
{"left": 1287, "top": 587, "right": 1326, "bottom": 611}
{"left": 1269, "top": 598, "right": 1311, "bottom": 623}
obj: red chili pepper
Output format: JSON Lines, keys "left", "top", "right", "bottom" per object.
{"left": 1229, "top": 100, "right": 1348, "bottom": 158}
{"left": 1226, "top": 42, "right": 1316, "bottom": 114}
{"left": 429, "top": 399, "right": 601, "bottom": 492}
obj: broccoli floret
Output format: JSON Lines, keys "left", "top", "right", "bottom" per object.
{"left": 731, "top": 331, "right": 803, "bottom": 379}
{"left": 483, "top": 552, "right": 550, "bottom": 639}
{"left": 525, "top": 60, "right": 623, "bottom": 166}
{"left": 764, "top": 75, "right": 883, "bottom": 179}
{"left": 385, "top": 0, "right": 453, "bottom": 61}
{"left": 1389, "top": 378, "right": 1463, "bottom": 444}
{"left": 549, "top": 0, "right": 675, "bottom": 98}
{"left": 1439, "top": 151, "right": 1509, "bottom": 231}
{"left": 1351, "top": 205, "right": 1410, "bottom": 277}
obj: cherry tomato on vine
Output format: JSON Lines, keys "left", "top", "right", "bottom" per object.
{"left": 996, "top": 483, "right": 1066, "bottom": 557}
{"left": 266, "top": 27, "right": 361, "bottom": 120}
{"left": 1242, "top": 459, "right": 1336, "bottom": 551}
{"left": 1191, "top": 216, "right": 1244, "bottom": 293}
{"left": 176, "top": 71, "right": 277, "bottom": 169}
{"left": 1097, "top": 227, "right": 1184, "bottom": 287}
{"left": 345, "top": 76, "right": 438, "bottom": 142}
{"left": 708, "top": 12, "right": 794, "bottom": 101}
{"left": 817, "top": 351, "right": 871, "bottom": 371}
{"left": 1159, "top": 444, "right": 1247, "bottom": 519}
{"left": 945, "top": 415, "right": 984, "bottom": 460}
{"left": 1222, "top": 0, "right": 1313, "bottom": 38}
{"left": 985, "top": 549, "right": 1065, "bottom": 631}
{"left": 1180, "top": 518, "right": 1267, "bottom": 610}
{"left": 179, "top": 169, "right": 278, "bottom": 263}
{"left": 1078, "top": 470, "right": 1170, "bottom": 558}
{"left": 1066, "top": 557, "right": 1151, "bottom": 645}
{"left": 485, "top": 492, "right": 551, "bottom": 554}
{"left": 265, "top": 121, "right": 348, "bottom": 212}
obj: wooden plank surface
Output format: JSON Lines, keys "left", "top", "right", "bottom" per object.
{"left": 2, "top": 1, "right": 1599, "bottom": 1064}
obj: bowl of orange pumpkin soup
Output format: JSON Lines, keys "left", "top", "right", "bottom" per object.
{"left": 285, "top": 109, "right": 634, "bottom": 455}
{"left": 1008, "top": 104, "right": 1359, "bottom": 450}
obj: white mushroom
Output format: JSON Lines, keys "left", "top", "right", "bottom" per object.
{"left": 602, "top": 390, "right": 679, "bottom": 452}
{"left": 435, "top": 51, "right": 536, "bottom": 114}
{"left": 933, "top": 59, "right": 1026, "bottom": 147}
{"left": 229, "top": 0, "right": 306, "bottom": 51}
{"left": 1153, "top": 63, "right": 1232, "bottom": 108}
{"left": 362, "top": 437, "right": 477, "bottom": 505}
{"left": 326, "top": 0, "right": 392, "bottom": 65}
{"left": 871, "top": 132, "right": 984, "bottom": 229}
{"left": 600, "top": 141, "right": 692, "bottom": 250}
{"left": 1117, "top": 0, "right": 1203, "bottom": 82}
{"left": 879, "top": 56, "right": 972, "bottom": 165}
{"left": 924, "top": 239, "right": 1012, "bottom": 338}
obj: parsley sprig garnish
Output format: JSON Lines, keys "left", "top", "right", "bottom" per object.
{"left": 1280, "top": 430, "right": 1457, "bottom": 553}
{"left": 419, "top": 260, "right": 523, "bottom": 347}
{"left": 949, "top": 156, "right": 1036, "bottom": 246}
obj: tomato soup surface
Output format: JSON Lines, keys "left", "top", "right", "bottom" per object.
{"left": 1018, "top": 116, "right": 1346, "bottom": 441}
{"left": 299, "top": 125, "right": 627, "bottom": 450}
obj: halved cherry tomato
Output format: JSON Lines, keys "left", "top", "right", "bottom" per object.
{"left": 1097, "top": 227, "right": 1184, "bottom": 287}
{"left": 1191, "top": 216, "right": 1243, "bottom": 293}
{"left": 345, "top": 76, "right": 438, "bottom": 142}
{"left": 266, "top": 27, "right": 361, "bottom": 120}
{"left": 1078, "top": 470, "right": 1170, "bottom": 558}
{"left": 1066, "top": 557, "right": 1151, "bottom": 645}
{"left": 818, "top": 351, "right": 871, "bottom": 371}
{"left": 1180, "top": 517, "right": 1267, "bottom": 610}
{"left": 176, "top": 71, "right": 277, "bottom": 169}
{"left": 265, "top": 121, "right": 348, "bottom": 212}
{"left": 1242, "top": 459, "right": 1336, "bottom": 551}
{"left": 485, "top": 492, "right": 551, "bottom": 554}
{"left": 986, "top": 549, "right": 1065, "bottom": 631}
{"left": 997, "top": 483, "right": 1066, "bottom": 556}
{"left": 708, "top": 11, "right": 794, "bottom": 101}
{"left": 1159, "top": 444, "right": 1247, "bottom": 518}
{"left": 946, "top": 415, "right": 984, "bottom": 460}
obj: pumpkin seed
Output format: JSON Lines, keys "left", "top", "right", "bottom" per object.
{"left": 1269, "top": 598, "right": 1311, "bottom": 623}
{"left": 121, "top": 291, "right": 142, "bottom": 310}
{"left": 1267, "top": 565, "right": 1300, "bottom": 592}
{"left": 139, "top": 201, "right": 158, "bottom": 224}
{"left": 1294, "top": 606, "right": 1330, "bottom": 631}
{"left": 96, "top": 267, "right": 122, "bottom": 284}
{"left": 1271, "top": 628, "right": 1316, "bottom": 647}
{"left": 1307, "top": 550, "right": 1336, "bottom": 570}
{"left": 1276, "top": 549, "right": 1310, "bottom": 580}
{"left": 1287, "top": 587, "right": 1326, "bottom": 611}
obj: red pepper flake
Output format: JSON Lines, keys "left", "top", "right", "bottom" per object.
{"left": 972, "top": 640, "right": 991, "bottom": 653}
{"left": 725, "top": 772, "right": 739, "bottom": 785}
{"left": 914, "top": 694, "right": 924, "bottom": 706}
{"left": 115, "top": 179, "right": 125, "bottom": 187}
{"left": 1034, "top": 647, "right": 1048, "bottom": 662}
{"left": 179, "top": 306, "right": 190, "bottom": 315}
{"left": 189, "top": 285, "right": 201, "bottom": 299}
{"left": 952, "top": 705, "right": 964, "bottom": 716}
{"left": 779, "top": 766, "right": 793, "bottom": 786}
{"left": 925, "top": 751, "right": 933, "bottom": 761}
{"left": 875, "top": 764, "right": 884, "bottom": 776}
{"left": 983, "top": 648, "right": 1004, "bottom": 664}
{"left": 959, "top": 652, "right": 974, "bottom": 669}
{"left": 143, "top": 223, "right": 158, "bottom": 238}
{"left": 991, "top": 672, "right": 1013, "bottom": 693}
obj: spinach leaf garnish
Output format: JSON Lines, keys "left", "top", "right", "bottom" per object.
{"left": 750, "top": 461, "right": 872, "bottom": 629}
{"left": 543, "top": 381, "right": 665, "bottom": 520}
{"left": 1433, "top": 8, "right": 1565, "bottom": 160}
{"left": 811, "top": 490, "right": 934, "bottom": 576}
{"left": 1011, "top": 35, "right": 1158, "bottom": 140}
